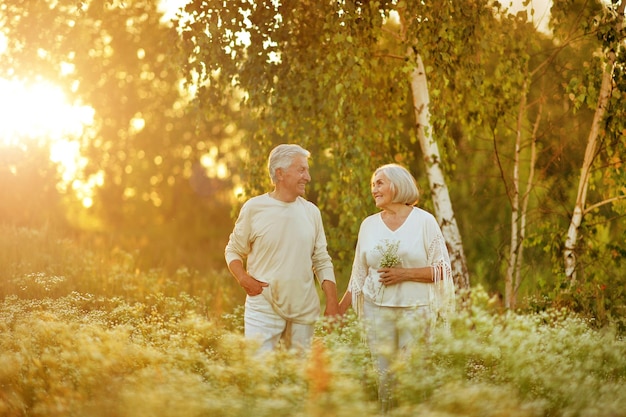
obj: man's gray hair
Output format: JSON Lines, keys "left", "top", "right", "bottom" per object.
{"left": 268, "top": 144, "right": 311, "bottom": 184}
{"left": 373, "top": 164, "right": 420, "bottom": 205}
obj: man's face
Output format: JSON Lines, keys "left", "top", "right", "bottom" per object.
{"left": 278, "top": 155, "right": 311, "bottom": 198}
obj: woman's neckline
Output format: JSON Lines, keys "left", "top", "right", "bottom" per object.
{"left": 380, "top": 205, "right": 414, "bottom": 232}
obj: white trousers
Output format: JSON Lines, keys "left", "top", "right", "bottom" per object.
{"left": 244, "top": 294, "right": 314, "bottom": 353}
{"left": 363, "top": 299, "right": 431, "bottom": 410}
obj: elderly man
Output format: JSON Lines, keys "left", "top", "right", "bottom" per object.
{"left": 225, "top": 144, "right": 339, "bottom": 352}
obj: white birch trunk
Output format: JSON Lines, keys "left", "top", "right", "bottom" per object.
{"left": 505, "top": 80, "right": 526, "bottom": 309}
{"left": 516, "top": 104, "right": 541, "bottom": 299}
{"left": 564, "top": 67, "right": 613, "bottom": 279}
{"left": 409, "top": 53, "right": 470, "bottom": 289}
{"left": 564, "top": 0, "right": 624, "bottom": 279}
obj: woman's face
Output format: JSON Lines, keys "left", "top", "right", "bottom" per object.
{"left": 371, "top": 171, "right": 394, "bottom": 209}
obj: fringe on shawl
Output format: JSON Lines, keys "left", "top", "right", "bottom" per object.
{"left": 352, "top": 290, "right": 365, "bottom": 319}
{"left": 428, "top": 262, "right": 456, "bottom": 331}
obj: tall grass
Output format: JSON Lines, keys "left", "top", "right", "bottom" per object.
{"left": 1, "top": 225, "right": 625, "bottom": 416}
{"left": 0, "top": 224, "right": 242, "bottom": 313}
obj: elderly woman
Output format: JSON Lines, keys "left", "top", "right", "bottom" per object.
{"left": 339, "top": 163, "right": 455, "bottom": 411}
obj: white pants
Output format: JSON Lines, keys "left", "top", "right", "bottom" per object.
{"left": 244, "top": 294, "right": 314, "bottom": 353}
{"left": 363, "top": 299, "right": 431, "bottom": 410}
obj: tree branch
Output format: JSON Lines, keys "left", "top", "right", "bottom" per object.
{"left": 584, "top": 195, "right": 626, "bottom": 215}
{"left": 373, "top": 52, "right": 408, "bottom": 60}
{"left": 492, "top": 122, "right": 513, "bottom": 208}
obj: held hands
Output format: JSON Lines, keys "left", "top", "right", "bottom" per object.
{"left": 338, "top": 291, "right": 352, "bottom": 316}
{"left": 324, "top": 301, "right": 340, "bottom": 317}
{"left": 321, "top": 279, "right": 340, "bottom": 318}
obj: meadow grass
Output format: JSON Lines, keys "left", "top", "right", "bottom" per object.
{"left": 1, "top": 225, "right": 625, "bottom": 416}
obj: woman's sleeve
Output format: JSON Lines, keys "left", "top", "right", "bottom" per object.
{"left": 426, "top": 220, "right": 456, "bottom": 325}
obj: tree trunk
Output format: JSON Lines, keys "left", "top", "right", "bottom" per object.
{"left": 409, "top": 53, "right": 470, "bottom": 290}
{"left": 504, "top": 82, "right": 542, "bottom": 309}
{"left": 563, "top": 1, "right": 624, "bottom": 281}
{"left": 504, "top": 80, "right": 526, "bottom": 309}
{"left": 515, "top": 103, "right": 541, "bottom": 302}
{"left": 563, "top": 66, "right": 609, "bottom": 279}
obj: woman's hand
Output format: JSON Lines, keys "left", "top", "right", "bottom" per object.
{"left": 378, "top": 266, "right": 436, "bottom": 285}
{"left": 377, "top": 267, "right": 407, "bottom": 286}
{"left": 338, "top": 290, "right": 352, "bottom": 315}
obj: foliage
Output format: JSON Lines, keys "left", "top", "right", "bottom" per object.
{"left": 392, "top": 287, "right": 626, "bottom": 416}
{"left": 175, "top": 0, "right": 626, "bottom": 298}
{"left": 0, "top": 0, "right": 625, "bottom": 322}
{"left": 0, "top": 0, "right": 238, "bottom": 271}
{"left": 526, "top": 221, "right": 626, "bottom": 334}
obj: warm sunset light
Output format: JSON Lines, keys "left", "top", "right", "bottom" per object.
{"left": 158, "top": 0, "right": 191, "bottom": 22}
{"left": 0, "top": 78, "right": 96, "bottom": 206}
{"left": 0, "top": 79, "right": 93, "bottom": 145}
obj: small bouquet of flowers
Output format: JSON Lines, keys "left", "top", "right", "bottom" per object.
{"left": 375, "top": 239, "right": 402, "bottom": 268}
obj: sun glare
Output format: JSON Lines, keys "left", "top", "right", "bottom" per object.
{"left": 0, "top": 78, "right": 96, "bottom": 207}
{"left": 0, "top": 79, "right": 94, "bottom": 144}
{"left": 158, "top": 0, "right": 191, "bottom": 22}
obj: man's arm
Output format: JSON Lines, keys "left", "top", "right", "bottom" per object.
{"left": 321, "top": 279, "right": 339, "bottom": 317}
{"left": 228, "top": 259, "right": 268, "bottom": 296}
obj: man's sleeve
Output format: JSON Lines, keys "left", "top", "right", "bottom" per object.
{"left": 311, "top": 207, "right": 336, "bottom": 284}
{"left": 224, "top": 202, "right": 251, "bottom": 266}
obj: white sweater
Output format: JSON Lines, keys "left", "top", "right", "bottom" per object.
{"left": 225, "top": 193, "right": 336, "bottom": 324}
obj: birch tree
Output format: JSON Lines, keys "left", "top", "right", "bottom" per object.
{"left": 501, "top": 79, "right": 543, "bottom": 309}
{"left": 466, "top": 0, "right": 623, "bottom": 308}
{"left": 409, "top": 53, "right": 469, "bottom": 289}
{"left": 559, "top": 0, "right": 626, "bottom": 281}
{"left": 403, "top": 38, "right": 470, "bottom": 289}
{"left": 490, "top": 12, "right": 557, "bottom": 308}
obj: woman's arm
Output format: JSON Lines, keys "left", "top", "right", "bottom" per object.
{"left": 377, "top": 265, "right": 443, "bottom": 286}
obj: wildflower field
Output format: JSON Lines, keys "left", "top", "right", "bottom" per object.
{"left": 1, "top": 226, "right": 625, "bottom": 417}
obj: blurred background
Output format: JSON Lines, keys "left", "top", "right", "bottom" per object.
{"left": 0, "top": 0, "right": 624, "bottom": 319}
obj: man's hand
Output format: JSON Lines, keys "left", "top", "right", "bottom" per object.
{"left": 228, "top": 259, "right": 268, "bottom": 296}
{"left": 324, "top": 301, "right": 340, "bottom": 317}
{"left": 237, "top": 273, "right": 268, "bottom": 296}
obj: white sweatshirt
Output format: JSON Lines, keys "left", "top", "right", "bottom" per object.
{"left": 225, "top": 193, "right": 335, "bottom": 324}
